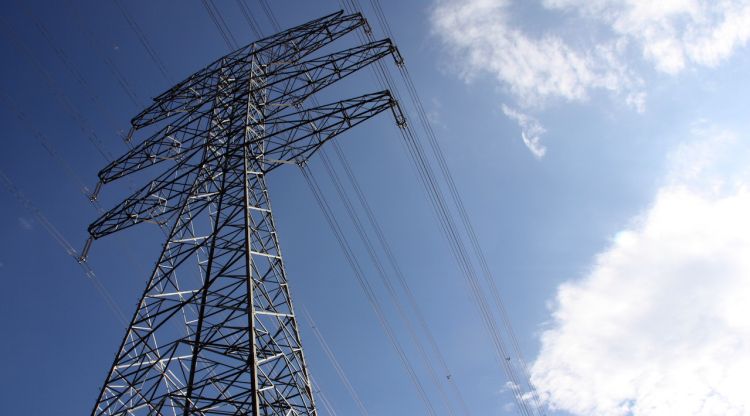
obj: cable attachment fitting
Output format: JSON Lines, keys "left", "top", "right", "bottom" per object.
{"left": 361, "top": 17, "right": 373, "bottom": 35}
{"left": 123, "top": 127, "right": 135, "bottom": 144}
{"left": 78, "top": 236, "right": 93, "bottom": 263}
{"left": 391, "top": 45, "right": 405, "bottom": 67}
{"left": 89, "top": 181, "right": 103, "bottom": 202}
{"left": 390, "top": 98, "right": 407, "bottom": 128}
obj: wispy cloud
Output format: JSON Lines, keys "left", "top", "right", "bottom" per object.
{"left": 18, "top": 217, "right": 34, "bottom": 231}
{"left": 530, "top": 126, "right": 750, "bottom": 415}
{"left": 430, "top": 0, "right": 750, "bottom": 157}
{"left": 501, "top": 104, "right": 547, "bottom": 159}
{"left": 425, "top": 97, "right": 447, "bottom": 130}
{"left": 430, "top": 0, "right": 643, "bottom": 109}
{"left": 545, "top": 0, "right": 750, "bottom": 74}
{"left": 432, "top": 0, "right": 750, "bottom": 108}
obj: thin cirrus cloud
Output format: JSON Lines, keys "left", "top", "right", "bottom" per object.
{"left": 530, "top": 128, "right": 750, "bottom": 415}
{"left": 430, "top": 0, "right": 642, "bottom": 108}
{"left": 544, "top": 0, "right": 750, "bottom": 74}
{"left": 430, "top": 0, "right": 750, "bottom": 157}
{"left": 501, "top": 104, "right": 547, "bottom": 159}
{"left": 430, "top": 0, "right": 643, "bottom": 158}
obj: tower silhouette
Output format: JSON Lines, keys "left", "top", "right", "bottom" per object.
{"left": 85, "top": 11, "right": 403, "bottom": 415}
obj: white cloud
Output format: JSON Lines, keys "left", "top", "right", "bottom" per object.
{"left": 530, "top": 128, "right": 750, "bottom": 415}
{"left": 502, "top": 104, "right": 547, "bottom": 158}
{"left": 544, "top": 0, "right": 750, "bottom": 74}
{"left": 431, "top": 0, "right": 750, "bottom": 111}
{"left": 430, "top": 0, "right": 643, "bottom": 108}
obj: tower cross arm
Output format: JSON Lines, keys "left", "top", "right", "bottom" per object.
{"left": 87, "top": 91, "right": 395, "bottom": 239}
{"left": 259, "top": 90, "right": 396, "bottom": 172}
{"left": 98, "top": 40, "right": 397, "bottom": 184}
{"left": 130, "top": 11, "right": 366, "bottom": 129}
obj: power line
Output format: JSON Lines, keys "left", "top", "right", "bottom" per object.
{"left": 201, "top": 0, "right": 239, "bottom": 51}
{"left": 0, "top": 15, "right": 115, "bottom": 163}
{"left": 256, "top": 4, "right": 461, "bottom": 413}
{"left": 0, "top": 170, "right": 127, "bottom": 326}
{"left": 403, "top": 116, "right": 536, "bottom": 416}
{"left": 333, "top": 4, "right": 536, "bottom": 414}
{"left": 111, "top": 0, "right": 173, "bottom": 83}
{"left": 338, "top": 1, "right": 543, "bottom": 413}
{"left": 388, "top": 3, "right": 546, "bottom": 410}
{"left": 303, "top": 307, "right": 369, "bottom": 416}
{"left": 301, "top": 165, "right": 438, "bottom": 416}
{"left": 236, "top": 0, "right": 263, "bottom": 38}
{"left": 309, "top": 375, "right": 339, "bottom": 416}
{"left": 0, "top": 91, "right": 101, "bottom": 208}
{"left": 342, "top": 0, "right": 534, "bottom": 412}
{"left": 63, "top": 0, "right": 143, "bottom": 108}
{"left": 256, "top": 4, "right": 470, "bottom": 413}
{"left": 18, "top": 1, "right": 127, "bottom": 138}
{"left": 258, "top": 0, "right": 282, "bottom": 32}
{"left": 330, "top": 140, "right": 473, "bottom": 416}
{"left": 317, "top": 150, "right": 457, "bottom": 416}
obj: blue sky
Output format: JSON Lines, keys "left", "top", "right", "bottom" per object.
{"left": 2, "top": 1, "right": 750, "bottom": 415}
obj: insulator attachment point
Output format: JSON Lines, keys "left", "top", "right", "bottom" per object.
{"left": 78, "top": 236, "right": 93, "bottom": 263}
{"left": 123, "top": 127, "right": 135, "bottom": 144}
{"left": 389, "top": 98, "right": 408, "bottom": 128}
{"left": 89, "top": 181, "right": 103, "bottom": 202}
{"left": 392, "top": 45, "right": 405, "bottom": 67}
{"left": 362, "top": 19, "right": 373, "bottom": 35}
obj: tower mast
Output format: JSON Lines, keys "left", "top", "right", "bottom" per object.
{"left": 87, "top": 12, "right": 402, "bottom": 415}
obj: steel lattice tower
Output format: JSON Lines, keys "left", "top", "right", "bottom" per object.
{"left": 84, "top": 11, "right": 403, "bottom": 415}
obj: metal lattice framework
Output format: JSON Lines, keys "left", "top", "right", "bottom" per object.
{"left": 86, "top": 11, "right": 403, "bottom": 415}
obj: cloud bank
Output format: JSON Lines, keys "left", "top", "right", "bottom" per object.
{"left": 530, "top": 128, "right": 750, "bottom": 415}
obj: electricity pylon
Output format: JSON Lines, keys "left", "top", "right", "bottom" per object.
{"left": 84, "top": 11, "right": 403, "bottom": 415}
